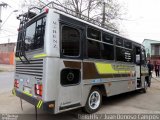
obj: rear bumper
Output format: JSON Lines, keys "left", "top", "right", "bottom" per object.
{"left": 12, "top": 89, "right": 55, "bottom": 114}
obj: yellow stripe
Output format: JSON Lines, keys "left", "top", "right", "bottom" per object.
{"left": 95, "top": 63, "right": 129, "bottom": 74}
{"left": 37, "top": 100, "right": 43, "bottom": 109}
{"left": 12, "top": 88, "right": 16, "bottom": 96}
{"left": 33, "top": 54, "right": 47, "bottom": 59}
{"left": 95, "top": 63, "right": 117, "bottom": 74}
{"left": 15, "top": 57, "right": 20, "bottom": 61}
{"left": 23, "top": 91, "right": 32, "bottom": 97}
{"left": 37, "top": 101, "right": 41, "bottom": 108}
{"left": 38, "top": 101, "right": 43, "bottom": 109}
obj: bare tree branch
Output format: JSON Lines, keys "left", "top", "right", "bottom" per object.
{"left": 20, "top": 0, "right": 124, "bottom": 33}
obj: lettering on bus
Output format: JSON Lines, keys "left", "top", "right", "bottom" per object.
{"left": 53, "top": 21, "right": 58, "bottom": 48}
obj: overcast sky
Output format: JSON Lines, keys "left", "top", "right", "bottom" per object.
{"left": 0, "top": 0, "right": 160, "bottom": 44}
{"left": 0, "top": 0, "right": 20, "bottom": 43}
{"left": 120, "top": 0, "right": 160, "bottom": 43}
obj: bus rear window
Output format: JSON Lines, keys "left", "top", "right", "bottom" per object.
{"left": 25, "top": 17, "right": 46, "bottom": 51}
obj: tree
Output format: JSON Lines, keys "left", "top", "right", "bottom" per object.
{"left": 20, "top": 0, "right": 123, "bottom": 33}
{"left": 62, "top": 0, "right": 122, "bottom": 33}
{"left": 20, "top": 0, "right": 47, "bottom": 11}
{"left": 100, "top": 0, "right": 122, "bottom": 33}
{"left": 62, "top": 0, "right": 101, "bottom": 18}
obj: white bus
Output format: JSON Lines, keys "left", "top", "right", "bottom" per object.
{"left": 13, "top": 2, "right": 149, "bottom": 114}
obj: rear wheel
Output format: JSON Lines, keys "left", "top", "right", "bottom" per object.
{"left": 83, "top": 88, "right": 102, "bottom": 114}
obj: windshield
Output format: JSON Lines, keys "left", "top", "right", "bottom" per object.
{"left": 24, "top": 17, "right": 46, "bottom": 51}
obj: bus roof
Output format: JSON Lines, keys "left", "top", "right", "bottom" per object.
{"left": 21, "top": 1, "right": 142, "bottom": 47}
{"left": 52, "top": 8, "right": 142, "bottom": 46}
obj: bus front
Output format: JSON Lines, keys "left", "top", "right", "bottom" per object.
{"left": 13, "top": 9, "right": 59, "bottom": 113}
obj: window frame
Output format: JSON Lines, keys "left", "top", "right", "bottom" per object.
{"left": 61, "top": 24, "right": 82, "bottom": 58}
{"left": 141, "top": 49, "right": 147, "bottom": 65}
{"left": 87, "top": 39, "right": 101, "bottom": 59}
{"left": 87, "top": 27, "right": 101, "bottom": 41}
{"left": 124, "top": 39, "right": 132, "bottom": 50}
{"left": 85, "top": 26, "right": 136, "bottom": 64}
{"left": 100, "top": 42, "right": 115, "bottom": 60}
{"left": 115, "top": 36, "right": 134, "bottom": 63}
{"left": 86, "top": 27, "right": 116, "bottom": 61}
{"left": 102, "top": 32, "right": 114, "bottom": 44}
{"left": 123, "top": 48, "right": 133, "bottom": 62}
{"left": 115, "top": 37, "right": 124, "bottom": 47}
{"left": 24, "top": 14, "right": 46, "bottom": 53}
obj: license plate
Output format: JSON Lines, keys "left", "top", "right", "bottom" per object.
{"left": 23, "top": 87, "right": 31, "bottom": 94}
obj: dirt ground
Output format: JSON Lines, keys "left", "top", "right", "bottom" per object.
{"left": 0, "top": 74, "right": 160, "bottom": 120}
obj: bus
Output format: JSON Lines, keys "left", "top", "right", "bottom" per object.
{"left": 13, "top": 2, "right": 149, "bottom": 114}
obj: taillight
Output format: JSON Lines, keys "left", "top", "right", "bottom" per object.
{"left": 14, "top": 79, "right": 19, "bottom": 88}
{"left": 35, "top": 84, "right": 43, "bottom": 96}
{"left": 44, "top": 8, "right": 49, "bottom": 13}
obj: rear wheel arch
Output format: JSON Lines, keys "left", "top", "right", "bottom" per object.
{"left": 82, "top": 84, "right": 107, "bottom": 114}
{"left": 91, "top": 84, "right": 107, "bottom": 97}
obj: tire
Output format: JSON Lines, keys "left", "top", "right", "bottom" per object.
{"left": 142, "top": 80, "right": 148, "bottom": 93}
{"left": 83, "top": 88, "right": 102, "bottom": 114}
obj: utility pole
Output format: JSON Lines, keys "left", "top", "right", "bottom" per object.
{"left": 0, "top": 3, "right": 8, "bottom": 31}
{"left": 102, "top": 1, "right": 106, "bottom": 27}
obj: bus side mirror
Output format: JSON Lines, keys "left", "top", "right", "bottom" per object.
{"left": 136, "top": 54, "right": 140, "bottom": 65}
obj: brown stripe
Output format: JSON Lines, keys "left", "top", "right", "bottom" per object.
{"left": 101, "top": 73, "right": 131, "bottom": 78}
{"left": 63, "top": 61, "right": 81, "bottom": 69}
{"left": 83, "top": 62, "right": 99, "bottom": 79}
{"left": 121, "top": 74, "right": 130, "bottom": 77}
{"left": 141, "top": 73, "right": 149, "bottom": 76}
{"left": 100, "top": 74, "right": 114, "bottom": 78}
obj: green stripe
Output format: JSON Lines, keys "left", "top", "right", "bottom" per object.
{"left": 33, "top": 54, "right": 47, "bottom": 59}
{"left": 15, "top": 57, "right": 20, "bottom": 60}
{"left": 23, "top": 91, "right": 32, "bottom": 97}
{"left": 95, "top": 63, "right": 129, "bottom": 74}
{"left": 12, "top": 88, "right": 16, "bottom": 96}
{"left": 37, "top": 100, "right": 43, "bottom": 109}
{"left": 37, "top": 101, "right": 41, "bottom": 108}
{"left": 39, "top": 101, "right": 43, "bottom": 108}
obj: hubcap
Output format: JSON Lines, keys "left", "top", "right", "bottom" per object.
{"left": 88, "top": 91, "right": 100, "bottom": 110}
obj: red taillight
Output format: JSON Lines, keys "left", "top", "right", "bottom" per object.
{"left": 44, "top": 8, "right": 49, "bottom": 13}
{"left": 35, "top": 84, "right": 43, "bottom": 96}
{"left": 14, "top": 79, "right": 19, "bottom": 88}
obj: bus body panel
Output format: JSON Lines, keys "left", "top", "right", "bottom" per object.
{"left": 43, "top": 57, "right": 60, "bottom": 101}
{"left": 56, "top": 59, "right": 82, "bottom": 113}
{"left": 15, "top": 58, "right": 44, "bottom": 97}
{"left": 45, "top": 9, "right": 60, "bottom": 57}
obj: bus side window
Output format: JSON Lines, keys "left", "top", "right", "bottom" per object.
{"left": 87, "top": 40, "right": 100, "bottom": 59}
{"left": 101, "top": 43, "right": 114, "bottom": 60}
{"left": 87, "top": 27, "right": 101, "bottom": 41}
{"left": 141, "top": 49, "right": 146, "bottom": 65}
{"left": 134, "top": 46, "right": 141, "bottom": 65}
{"left": 62, "top": 26, "right": 80, "bottom": 56}
{"left": 87, "top": 27, "right": 101, "bottom": 59}
{"left": 102, "top": 33, "right": 114, "bottom": 44}
{"left": 101, "top": 32, "right": 114, "bottom": 60}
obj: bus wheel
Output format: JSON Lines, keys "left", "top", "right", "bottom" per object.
{"left": 83, "top": 88, "right": 102, "bottom": 114}
{"left": 142, "top": 80, "right": 148, "bottom": 93}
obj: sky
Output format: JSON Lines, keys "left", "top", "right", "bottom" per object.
{"left": 0, "top": 0, "right": 20, "bottom": 43}
{"left": 119, "top": 0, "right": 160, "bottom": 43}
{"left": 0, "top": 0, "right": 160, "bottom": 44}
